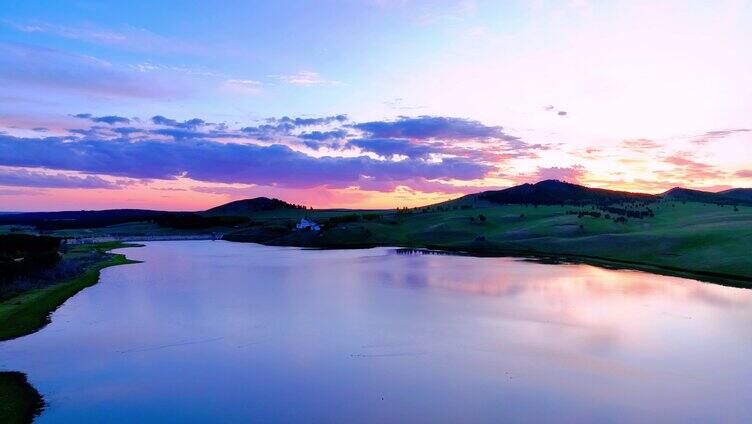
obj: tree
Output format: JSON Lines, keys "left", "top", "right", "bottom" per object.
{"left": 478, "top": 214, "right": 487, "bottom": 222}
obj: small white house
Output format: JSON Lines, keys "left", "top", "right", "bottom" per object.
{"left": 296, "top": 218, "right": 320, "bottom": 231}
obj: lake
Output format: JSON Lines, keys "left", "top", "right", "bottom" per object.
{"left": 1, "top": 241, "right": 752, "bottom": 423}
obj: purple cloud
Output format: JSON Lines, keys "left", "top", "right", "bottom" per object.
{"left": 151, "top": 115, "right": 205, "bottom": 129}
{"left": 529, "top": 166, "right": 586, "bottom": 183}
{"left": 299, "top": 129, "right": 348, "bottom": 141}
{"left": 692, "top": 128, "right": 750, "bottom": 144}
{"left": 0, "top": 168, "right": 117, "bottom": 189}
{"left": 0, "top": 134, "right": 491, "bottom": 189}
{"left": 353, "top": 116, "right": 517, "bottom": 141}
{"left": 269, "top": 115, "right": 348, "bottom": 127}
{"left": 75, "top": 113, "right": 131, "bottom": 125}
{"left": 347, "top": 138, "right": 437, "bottom": 158}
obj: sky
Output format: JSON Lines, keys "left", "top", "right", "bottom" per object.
{"left": 0, "top": 0, "right": 750, "bottom": 211}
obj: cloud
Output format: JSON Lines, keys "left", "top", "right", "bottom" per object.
{"left": 544, "top": 105, "right": 567, "bottom": 116}
{"left": 0, "top": 188, "right": 35, "bottom": 196}
{"left": 74, "top": 113, "right": 131, "bottom": 125}
{"left": 0, "top": 42, "right": 180, "bottom": 99}
{"left": 7, "top": 21, "right": 209, "bottom": 55}
{"left": 353, "top": 116, "right": 519, "bottom": 141}
{"left": 0, "top": 168, "right": 118, "bottom": 189}
{"left": 241, "top": 115, "right": 349, "bottom": 139}
{"left": 384, "top": 98, "right": 424, "bottom": 111}
{"left": 299, "top": 129, "right": 349, "bottom": 149}
{"left": 299, "top": 129, "right": 348, "bottom": 141}
{"left": 660, "top": 153, "right": 725, "bottom": 181}
{"left": 0, "top": 133, "right": 491, "bottom": 190}
{"left": 691, "top": 128, "right": 750, "bottom": 144}
{"left": 273, "top": 71, "right": 336, "bottom": 86}
{"left": 529, "top": 165, "right": 586, "bottom": 183}
{"left": 621, "top": 138, "right": 662, "bottom": 151}
{"left": 269, "top": 115, "right": 348, "bottom": 126}
{"left": 735, "top": 170, "right": 752, "bottom": 178}
{"left": 347, "top": 138, "right": 437, "bottom": 159}
{"left": 151, "top": 116, "right": 205, "bottom": 129}
{"left": 224, "top": 79, "right": 262, "bottom": 94}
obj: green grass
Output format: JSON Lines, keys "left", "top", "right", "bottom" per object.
{"left": 0, "top": 242, "right": 140, "bottom": 422}
{"left": 224, "top": 201, "right": 752, "bottom": 285}
{"left": 0, "top": 242, "right": 140, "bottom": 342}
{"left": 6, "top": 201, "right": 750, "bottom": 286}
{"left": 0, "top": 372, "right": 44, "bottom": 424}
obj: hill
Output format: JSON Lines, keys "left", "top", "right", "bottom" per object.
{"left": 719, "top": 188, "right": 752, "bottom": 202}
{"left": 473, "top": 180, "right": 655, "bottom": 206}
{"left": 660, "top": 187, "right": 751, "bottom": 205}
{"left": 0, "top": 209, "right": 173, "bottom": 230}
{"left": 205, "top": 197, "right": 304, "bottom": 215}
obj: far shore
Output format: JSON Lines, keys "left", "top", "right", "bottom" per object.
{"left": 221, "top": 237, "right": 752, "bottom": 289}
{"left": 55, "top": 234, "right": 752, "bottom": 289}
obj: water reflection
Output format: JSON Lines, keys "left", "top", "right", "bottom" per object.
{"left": 1, "top": 241, "right": 751, "bottom": 423}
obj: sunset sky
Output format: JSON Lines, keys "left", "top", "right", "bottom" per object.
{"left": 0, "top": 0, "right": 750, "bottom": 211}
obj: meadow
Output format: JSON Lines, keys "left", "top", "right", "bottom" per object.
{"left": 222, "top": 200, "right": 752, "bottom": 285}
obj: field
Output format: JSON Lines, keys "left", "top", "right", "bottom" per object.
{"left": 222, "top": 200, "right": 752, "bottom": 285}
{"left": 0, "top": 242, "right": 140, "bottom": 341}
{"left": 3, "top": 199, "right": 751, "bottom": 286}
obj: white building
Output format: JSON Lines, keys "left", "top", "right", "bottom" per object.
{"left": 296, "top": 218, "right": 320, "bottom": 231}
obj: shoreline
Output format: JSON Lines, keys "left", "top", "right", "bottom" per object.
{"left": 0, "top": 242, "right": 142, "bottom": 342}
{"left": 222, "top": 236, "right": 752, "bottom": 289}
{"left": 0, "top": 372, "right": 44, "bottom": 424}
{"left": 421, "top": 245, "right": 752, "bottom": 289}
{"left": 0, "top": 242, "right": 141, "bottom": 423}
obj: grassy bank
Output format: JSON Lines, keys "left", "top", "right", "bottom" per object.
{"left": 0, "top": 242, "right": 140, "bottom": 342}
{"left": 0, "top": 242, "right": 140, "bottom": 423}
{"left": 0, "top": 372, "right": 44, "bottom": 424}
{"left": 223, "top": 201, "right": 752, "bottom": 287}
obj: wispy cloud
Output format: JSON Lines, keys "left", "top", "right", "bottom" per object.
{"left": 621, "top": 139, "right": 663, "bottom": 151}
{"left": 73, "top": 113, "right": 131, "bottom": 125}
{"left": 0, "top": 42, "right": 181, "bottom": 99}
{"left": 0, "top": 167, "right": 118, "bottom": 189}
{"left": 224, "top": 79, "right": 262, "bottom": 94}
{"left": 6, "top": 21, "right": 209, "bottom": 55}
{"left": 272, "top": 71, "right": 337, "bottom": 86}
{"left": 691, "top": 128, "right": 750, "bottom": 144}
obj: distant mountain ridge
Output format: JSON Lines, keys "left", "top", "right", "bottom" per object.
{"left": 0, "top": 209, "right": 173, "bottom": 230}
{"left": 475, "top": 180, "right": 655, "bottom": 206}
{"left": 719, "top": 188, "right": 752, "bottom": 202}
{"left": 661, "top": 187, "right": 751, "bottom": 205}
{"left": 1, "top": 182, "right": 750, "bottom": 231}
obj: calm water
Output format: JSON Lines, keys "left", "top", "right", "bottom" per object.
{"left": 1, "top": 241, "right": 752, "bottom": 423}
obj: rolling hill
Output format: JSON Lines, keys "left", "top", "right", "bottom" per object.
{"left": 473, "top": 180, "right": 655, "bottom": 206}
{"left": 205, "top": 197, "right": 303, "bottom": 215}
{"left": 720, "top": 188, "right": 752, "bottom": 202}
{"left": 660, "top": 187, "right": 752, "bottom": 205}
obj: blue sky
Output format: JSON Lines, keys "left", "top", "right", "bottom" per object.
{"left": 2, "top": 0, "right": 494, "bottom": 121}
{"left": 0, "top": 1, "right": 750, "bottom": 210}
